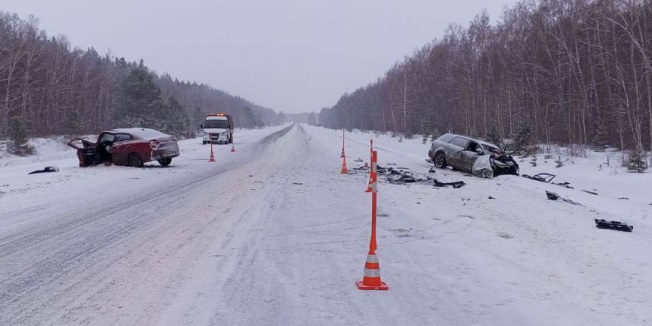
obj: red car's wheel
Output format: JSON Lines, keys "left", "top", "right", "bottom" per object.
{"left": 128, "top": 153, "right": 143, "bottom": 168}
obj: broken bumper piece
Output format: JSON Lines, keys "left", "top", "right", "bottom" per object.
{"left": 595, "top": 219, "right": 633, "bottom": 232}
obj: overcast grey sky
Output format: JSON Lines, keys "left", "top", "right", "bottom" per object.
{"left": 2, "top": 0, "right": 520, "bottom": 113}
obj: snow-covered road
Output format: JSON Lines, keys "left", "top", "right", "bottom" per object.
{"left": 1, "top": 124, "right": 651, "bottom": 325}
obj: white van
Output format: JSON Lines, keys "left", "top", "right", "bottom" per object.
{"left": 201, "top": 113, "right": 234, "bottom": 144}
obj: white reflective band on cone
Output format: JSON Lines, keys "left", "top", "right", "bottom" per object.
{"left": 366, "top": 255, "right": 379, "bottom": 263}
{"left": 372, "top": 182, "right": 377, "bottom": 193}
{"left": 364, "top": 268, "right": 381, "bottom": 277}
{"left": 372, "top": 162, "right": 377, "bottom": 173}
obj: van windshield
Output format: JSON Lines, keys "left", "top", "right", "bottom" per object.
{"left": 204, "top": 119, "right": 229, "bottom": 129}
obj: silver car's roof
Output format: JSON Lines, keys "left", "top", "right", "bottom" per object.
{"left": 440, "top": 133, "right": 499, "bottom": 149}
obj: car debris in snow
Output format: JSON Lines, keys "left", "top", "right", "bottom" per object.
{"left": 376, "top": 165, "right": 403, "bottom": 175}
{"left": 545, "top": 191, "right": 582, "bottom": 206}
{"left": 387, "top": 174, "right": 417, "bottom": 183}
{"left": 523, "top": 172, "right": 556, "bottom": 183}
{"left": 522, "top": 173, "right": 574, "bottom": 189}
{"left": 595, "top": 219, "right": 633, "bottom": 232}
{"left": 433, "top": 178, "right": 466, "bottom": 189}
{"left": 581, "top": 190, "right": 599, "bottom": 195}
{"left": 28, "top": 166, "right": 59, "bottom": 174}
{"left": 347, "top": 165, "right": 369, "bottom": 173}
{"left": 348, "top": 164, "right": 462, "bottom": 187}
{"left": 380, "top": 166, "right": 433, "bottom": 184}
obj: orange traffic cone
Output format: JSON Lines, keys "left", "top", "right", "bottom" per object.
{"left": 340, "top": 155, "right": 349, "bottom": 174}
{"left": 340, "top": 147, "right": 345, "bottom": 158}
{"left": 356, "top": 251, "right": 388, "bottom": 290}
{"left": 209, "top": 143, "right": 216, "bottom": 162}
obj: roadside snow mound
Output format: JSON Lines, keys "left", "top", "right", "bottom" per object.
{"left": 0, "top": 136, "right": 76, "bottom": 166}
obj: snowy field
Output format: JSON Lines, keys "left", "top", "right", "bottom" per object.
{"left": 0, "top": 124, "right": 650, "bottom": 325}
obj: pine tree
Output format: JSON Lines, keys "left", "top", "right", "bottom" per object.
{"left": 591, "top": 118, "right": 609, "bottom": 151}
{"left": 628, "top": 151, "right": 648, "bottom": 172}
{"left": 513, "top": 121, "right": 534, "bottom": 156}
{"left": 64, "top": 110, "right": 81, "bottom": 138}
{"left": 115, "top": 62, "right": 165, "bottom": 128}
{"left": 191, "top": 107, "right": 204, "bottom": 130}
{"left": 275, "top": 111, "right": 286, "bottom": 126}
{"left": 487, "top": 125, "right": 501, "bottom": 147}
{"left": 8, "top": 118, "right": 34, "bottom": 156}
{"left": 307, "top": 112, "right": 317, "bottom": 125}
{"left": 430, "top": 128, "right": 441, "bottom": 142}
{"left": 243, "top": 106, "right": 261, "bottom": 128}
{"left": 161, "top": 96, "right": 190, "bottom": 137}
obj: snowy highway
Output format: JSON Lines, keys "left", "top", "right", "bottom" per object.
{"left": 1, "top": 124, "right": 651, "bottom": 325}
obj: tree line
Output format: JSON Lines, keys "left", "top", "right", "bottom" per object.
{"left": 0, "top": 11, "right": 280, "bottom": 148}
{"left": 320, "top": 0, "right": 652, "bottom": 154}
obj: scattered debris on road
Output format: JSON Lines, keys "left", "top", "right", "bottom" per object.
{"left": 387, "top": 174, "right": 417, "bottom": 183}
{"left": 497, "top": 232, "right": 513, "bottom": 239}
{"left": 581, "top": 190, "right": 599, "bottom": 195}
{"left": 545, "top": 191, "right": 582, "bottom": 206}
{"left": 350, "top": 163, "right": 468, "bottom": 189}
{"left": 28, "top": 166, "right": 59, "bottom": 175}
{"left": 595, "top": 219, "right": 633, "bottom": 232}
{"left": 523, "top": 172, "right": 555, "bottom": 183}
{"left": 380, "top": 166, "right": 433, "bottom": 184}
{"left": 433, "top": 179, "right": 466, "bottom": 189}
{"left": 522, "top": 173, "right": 574, "bottom": 189}
{"left": 545, "top": 191, "right": 560, "bottom": 200}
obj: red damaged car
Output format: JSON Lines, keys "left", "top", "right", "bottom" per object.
{"left": 68, "top": 128, "right": 180, "bottom": 167}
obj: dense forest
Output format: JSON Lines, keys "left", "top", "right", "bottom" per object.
{"left": 320, "top": 0, "right": 652, "bottom": 154}
{"left": 0, "top": 11, "right": 279, "bottom": 146}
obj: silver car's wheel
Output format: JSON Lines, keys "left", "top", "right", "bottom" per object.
{"left": 434, "top": 152, "right": 447, "bottom": 168}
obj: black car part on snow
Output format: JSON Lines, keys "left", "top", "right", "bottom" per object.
{"left": 522, "top": 173, "right": 574, "bottom": 189}
{"left": 595, "top": 219, "right": 633, "bottom": 232}
{"left": 28, "top": 166, "right": 59, "bottom": 175}
{"left": 433, "top": 179, "right": 466, "bottom": 188}
{"left": 545, "top": 191, "right": 582, "bottom": 206}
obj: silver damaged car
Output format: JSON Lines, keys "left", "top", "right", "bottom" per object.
{"left": 428, "top": 133, "right": 519, "bottom": 176}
